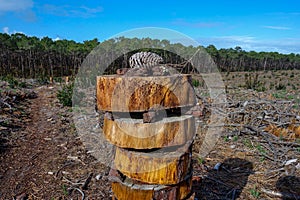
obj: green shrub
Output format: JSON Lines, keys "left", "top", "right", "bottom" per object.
{"left": 223, "top": 136, "right": 229, "bottom": 142}
{"left": 37, "top": 76, "right": 49, "bottom": 85}
{"left": 287, "top": 95, "right": 295, "bottom": 100}
{"left": 192, "top": 79, "right": 200, "bottom": 87}
{"left": 250, "top": 186, "right": 260, "bottom": 198}
{"left": 292, "top": 84, "right": 297, "bottom": 90}
{"left": 57, "top": 83, "right": 85, "bottom": 107}
{"left": 57, "top": 84, "right": 74, "bottom": 107}
{"left": 244, "top": 73, "right": 266, "bottom": 92}
{"left": 256, "top": 86, "right": 266, "bottom": 92}
{"left": 272, "top": 91, "right": 286, "bottom": 99}
{"left": 232, "top": 135, "right": 238, "bottom": 142}
{"left": 245, "top": 73, "right": 260, "bottom": 90}
{"left": 54, "top": 77, "right": 63, "bottom": 83}
{"left": 275, "top": 83, "right": 286, "bottom": 90}
{"left": 1, "top": 75, "right": 19, "bottom": 88}
{"left": 19, "top": 81, "right": 27, "bottom": 88}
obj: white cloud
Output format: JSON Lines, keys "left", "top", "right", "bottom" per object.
{"left": 218, "top": 36, "right": 256, "bottom": 43}
{"left": 43, "top": 4, "right": 103, "bottom": 18}
{"left": 0, "top": 0, "right": 36, "bottom": 21}
{"left": 2, "top": 27, "right": 24, "bottom": 35}
{"left": 263, "top": 26, "right": 291, "bottom": 30}
{"left": 2, "top": 27, "right": 9, "bottom": 34}
{"left": 0, "top": 0, "right": 33, "bottom": 12}
{"left": 172, "top": 19, "right": 222, "bottom": 28}
{"left": 13, "top": 30, "right": 24, "bottom": 34}
{"left": 198, "top": 36, "right": 300, "bottom": 54}
{"left": 80, "top": 6, "right": 103, "bottom": 14}
{"left": 53, "top": 37, "right": 61, "bottom": 41}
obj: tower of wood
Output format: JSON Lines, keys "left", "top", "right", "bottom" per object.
{"left": 97, "top": 74, "right": 196, "bottom": 200}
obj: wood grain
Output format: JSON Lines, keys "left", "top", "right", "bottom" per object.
{"left": 114, "top": 141, "right": 193, "bottom": 185}
{"left": 96, "top": 74, "right": 196, "bottom": 112}
{"left": 103, "top": 115, "right": 195, "bottom": 149}
{"left": 110, "top": 168, "right": 192, "bottom": 200}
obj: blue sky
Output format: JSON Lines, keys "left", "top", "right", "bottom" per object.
{"left": 0, "top": 0, "right": 299, "bottom": 53}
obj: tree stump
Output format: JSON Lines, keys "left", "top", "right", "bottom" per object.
{"left": 114, "top": 141, "right": 192, "bottom": 184}
{"left": 103, "top": 115, "right": 195, "bottom": 149}
{"left": 96, "top": 74, "right": 196, "bottom": 112}
{"left": 110, "top": 168, "right": 193, "bottom": 200}
{"left": 97, "top": 74, "right": 196, "bottom": 199}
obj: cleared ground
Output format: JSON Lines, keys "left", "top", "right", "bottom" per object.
{"left": 0, "top": 70, "right": 299, "bottom": 199}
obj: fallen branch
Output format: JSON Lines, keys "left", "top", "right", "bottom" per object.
{"left": 261, "top": 188, "right": 300, "bottom": 199}
{"left": 0, "top": 98, "right": 12, "bottom": 110}
{"left": 72, "top": 187, "right": 85, "bottom": 200}
{"left": 82, "top": 173, "right": 93, "bottom": 190}
{"left": 55, "top": 161, "right": 74, "bottom": 177}
{"left": 258, "top": 140, "right": 300, "bottom": 147}
{"left": 62, "top": 176, "right": 84, "bottom": 186}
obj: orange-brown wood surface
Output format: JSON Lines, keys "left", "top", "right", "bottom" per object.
{"left": 111, "top": 169, "right": 192, "bottom": 200}
{"left": 114, "top": 141, "right": 192, "bottom": 185}
{"left": 103, "top": 115, "right": 195, "bottom": 149}
{"left": 96, "top": 74, "right": 196, "bottom": 112}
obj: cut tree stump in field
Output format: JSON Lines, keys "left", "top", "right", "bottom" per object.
{"left": 96, "top": 74, "right": 196, "bottom": 112}
{"left": 97, "top": 73, "right": 196, "bottom": 199}
{"left": 114, "top": 141, "right": 193, "bottom": 185}
{"left": 110, "top": 168, "right": 193, "bottom": 200}
{"left": 103, "top": 115, "right": 195, "bottom": 149}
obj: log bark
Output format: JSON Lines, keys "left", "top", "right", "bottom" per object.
{"left": 96, "top": 74, "right": 196, "bottom": 112}
{"left": 114, "top": 141, "right": 192, "bottom": 185}
{"left": 103, "top": 115, "right": 195, "bottom": 149}
{"left": 110, "top": 168, "right": 192, "bottom": 200}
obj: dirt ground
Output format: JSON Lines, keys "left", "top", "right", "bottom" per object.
{"left": 0, "top": 85, "right": 111, "bottom": 199}
{"left": 1, "top": 70, "right": 300, "bottom": 199}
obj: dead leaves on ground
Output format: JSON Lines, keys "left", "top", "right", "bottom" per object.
{"left": 265, "top": 120, "right": 300, "bottom": 140}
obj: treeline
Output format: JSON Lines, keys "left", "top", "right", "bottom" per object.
{"left": 0, "top": 33, "right": 98, "bottom": 78}
{"left": 0, "top": 33, "right": 300, "bottom": 78}
{"left": 207, "top": 45, "right": 300, "bottom": 72}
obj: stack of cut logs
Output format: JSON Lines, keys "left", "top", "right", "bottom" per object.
{"left": 96, "top": 74, "right": 196, "bottom": 200}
